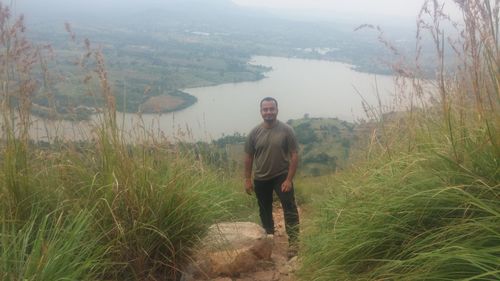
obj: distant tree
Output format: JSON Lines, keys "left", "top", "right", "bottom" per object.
{"left": 320, "top": 124, "right": 340, "bottom": 136}
{"left": 310, "top": 167, "right": 321, "bottom": 177}
{"left": 303, "top": 152, "right": 335, "bottom": 165}
{"left": 341, "top": 138, "right": 351, "bottom": 149}
{"left": 293, "top": 122, "right": 317, "bottom": 144}
{"left": 212, "top": 132, "right": 246, "bottom": 148}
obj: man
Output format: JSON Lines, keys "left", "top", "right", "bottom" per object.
{"left": 244, "top": 97, "right": 300, "bottom": 258}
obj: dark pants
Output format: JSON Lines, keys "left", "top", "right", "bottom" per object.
{"left": 254, "top": 173, "right": 299, "bottom": 245}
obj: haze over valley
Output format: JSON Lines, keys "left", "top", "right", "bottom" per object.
{"left": 11, "top": 0, "right": 434, "bottom": 127}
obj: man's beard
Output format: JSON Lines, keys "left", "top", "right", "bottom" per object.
{"left": 263, "top": 117, "right": 276, "bottom": 124}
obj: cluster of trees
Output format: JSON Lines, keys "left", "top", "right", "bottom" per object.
{"left": 206, "top": 118, "right": 358, "bottom": 177}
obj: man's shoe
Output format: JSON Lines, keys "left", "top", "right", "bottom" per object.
{"left": 266, "top": 234, "right": 274, "bottom": 245}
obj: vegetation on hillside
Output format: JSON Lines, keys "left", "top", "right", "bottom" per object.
{"left": 0, "top": 5, "right": 255, "bottom": 280}
{"left": 28, "top": 21, "right": 269, "bottom": 120}
{"left": 208, "top": 118, "right": 360, "bottom": 178}
{"left": 287, "top": 117, "right": 357, "bottom": 176}
{"left": 298, "top": 0, "right": 500, "bottom": 280}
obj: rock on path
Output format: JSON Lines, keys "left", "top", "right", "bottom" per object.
{"left": 184, "top": 204, "right": 299, "bottom": 281}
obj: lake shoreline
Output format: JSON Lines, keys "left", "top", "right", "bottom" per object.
{"left": 28, "top": 56, "right": 397, "bottom": 141}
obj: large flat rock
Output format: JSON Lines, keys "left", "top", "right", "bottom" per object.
{"left": 184, "top": 222, "right": 273, "bottom": 280}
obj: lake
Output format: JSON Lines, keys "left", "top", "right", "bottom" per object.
{"left": 30, "top": 56, "right": 397, "bottom": 142}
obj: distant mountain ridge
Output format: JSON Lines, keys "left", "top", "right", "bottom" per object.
{"left": 16, "top": 0, "right": 248, "bottom": 26}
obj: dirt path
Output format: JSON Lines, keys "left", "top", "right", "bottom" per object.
{"left": 219, "top": 204, "right": 300, "bottom": 281}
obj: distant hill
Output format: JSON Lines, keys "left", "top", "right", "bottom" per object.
{"left": 211, "top": 117, "right": 359, "bottom": 177}
{"left": 16, "top": 0, "right": 240, "bottom": 24}
{"left": 287, "top": 117, "right": 357, "bottom": 176}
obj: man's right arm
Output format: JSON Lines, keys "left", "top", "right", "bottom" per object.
{"left": 244, "top": 153, "right": 254, "bottom": 195}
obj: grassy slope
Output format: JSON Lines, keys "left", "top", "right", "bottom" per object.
{"left": 297, "top": 1, "right": 500, "bottom": 280}
{"left": 0, "top": 10, "right": 257, "bottom": 280}
{"left": 287, "top": 117, "right": 357, "bottom": 176}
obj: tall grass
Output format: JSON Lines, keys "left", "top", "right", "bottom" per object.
{"left": 0, "top": 4, "right": 252, "bottom": 280}
{"left": 299, "top": 0, "right": 499, "bottom": 280}
{"left": 1, "top": 208, "right": 106, "bottom": 280}
{"left": 0, "top": 3, "right": 38, "bottom": 220}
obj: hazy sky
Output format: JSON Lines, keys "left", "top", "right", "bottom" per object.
{"left": 232, "top": 0, "right": 461, "bottom": 21}
{"left": 11, "top": 0, "right": 463, "bottom": 27}
{"left": 234, "top": 0, "right": 424, "bottom": 16}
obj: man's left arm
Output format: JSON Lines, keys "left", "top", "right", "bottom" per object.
{"left": 281, "top": 150, "right": 298, "bottom": 192}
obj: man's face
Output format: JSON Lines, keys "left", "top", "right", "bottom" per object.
{"left": 260, "top": 100, "right": 278, "bottom": 123}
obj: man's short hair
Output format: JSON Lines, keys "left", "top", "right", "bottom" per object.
{"left": 260, "top": 97, "right": 278, "bottom": 108}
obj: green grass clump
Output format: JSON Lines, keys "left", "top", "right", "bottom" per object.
{"left": 1, "top": 139, "right": 248, "bottom": 280}
{"left": 88, "top": 147, "right": 243, "bottom": 280}
{"left": 0, "top": 208, "right": 106, "bottom": 281}
{"left": 299, "top": 146, "right": 499, "bottom": 280}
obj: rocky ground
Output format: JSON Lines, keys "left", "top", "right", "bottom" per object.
{"left": 230, "top": 204, "right": 299, "bottom": 281}
{"left": 185, "top": 203, "right": 300, "bottom": 281}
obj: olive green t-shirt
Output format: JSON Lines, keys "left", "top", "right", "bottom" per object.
{"left": 245, "top": 121, "right": 298, "bottom": 181}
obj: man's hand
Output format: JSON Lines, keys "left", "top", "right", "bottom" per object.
{"left": 244, "top": 178, "right": 254, "bottom": 195}
{"left": 244, "top": 153, "right": 254, "bottom": 195}
{"left": 281, "top": 179, "right": 293, "bottom": 192}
